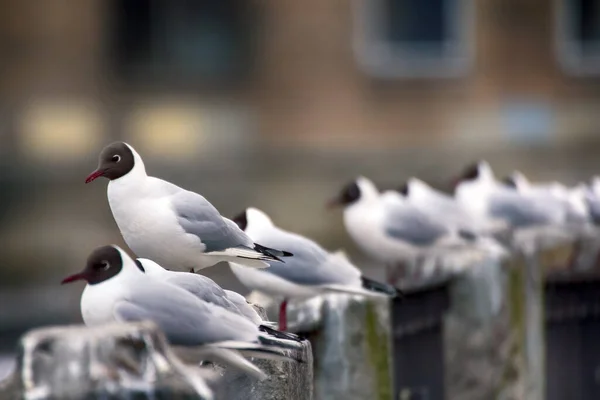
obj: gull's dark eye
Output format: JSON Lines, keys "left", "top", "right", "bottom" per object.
{"left": 111, "top": 155, "right": 121, "bottom": 163}
{"left": 94, "top": 261, "right": 110, "bottom": 271}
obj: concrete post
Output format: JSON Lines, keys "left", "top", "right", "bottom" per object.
{"left": 443, "top": 245, "right": 562, "bottom": 400}
{"left": 286, "top": 294, "right": 393, "bottom": 400}
{"left": 0, "top": 321, "right": 211, "bottom": 399}
{"left": 444, "top": 257, "right": 526, "bottom": 400}
{"left": 211, "top": 341, "right": 313, "bottom": 400}
{"left": 0, "top": 321, "right": 314, "bottom": 400}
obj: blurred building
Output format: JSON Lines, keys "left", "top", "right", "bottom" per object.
{"left": 0, "top": 0, "right": 600, "bottom": 323}
{"left": 1, "top": 0, "right": 600, "bottom": 155}
{"left": 1, "top": 0, "right": 600, "bottom": 388}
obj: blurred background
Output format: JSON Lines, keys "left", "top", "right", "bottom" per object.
{"left": 1, "top": 0, "right": 600, "bottom": 385}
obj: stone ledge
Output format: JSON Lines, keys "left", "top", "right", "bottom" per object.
{"left": 0, "top": 321, "right": 314, "bottom": 400}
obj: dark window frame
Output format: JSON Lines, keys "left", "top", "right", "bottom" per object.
{"left": 107, "top": 0, "right": 257, "bottom": 90}
{"left": 555, "top": 0, "right": 600, "bottom": 76}
{"left": 352, "top": 0, "right": 475, "bottom": 79}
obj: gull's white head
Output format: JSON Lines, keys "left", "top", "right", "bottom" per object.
{"left": 85, "top": 142, "right": 146, "bottom": 184}
{"left": 61, "top": 245, "right": 142, "bottom": 286}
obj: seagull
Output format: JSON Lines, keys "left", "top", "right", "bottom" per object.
{"left": 61, "top": 245, "right": 304, "bottom": 377}
{"left": 229, "top": 207, "right": 400, "bottom": 330}
{"left": 328, "top": 177, "right": 505, "bottom": 280}
{"left": 396, "top": 177, "right": 507, "bottom": 235}
{"left": 134, "top": 257, "right": 300, "bottom": 341}
{"left": 453, "top": 161, "right": 588, "bottom": 254}
{"left": 84, "top": 142, "right": 292, "bottom": 271}
{"left": 507, "top": 171, "right": 590, "bottom": 221}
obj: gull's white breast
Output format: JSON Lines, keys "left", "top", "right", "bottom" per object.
{"left": 107, "top": 178, "right": 208, "bottom": 271}
{"left": 343, "top": 201, "right": 417, "bottom": 263}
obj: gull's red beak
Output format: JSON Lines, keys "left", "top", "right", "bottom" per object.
{"left": 61, "top": 272, "right": 87, "bottom": 284}
{"left": 85, "top": 170, "right": 104, "bottom": 184}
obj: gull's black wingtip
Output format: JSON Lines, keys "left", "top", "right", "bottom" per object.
{"left": 361, "top": 276, "right": 403, "bottom": 298}
{"left": 259, "top": 325, "right": 303, "bottom": 342}
{"left": 254, "top": 243, "right": 294, "bottom": 262}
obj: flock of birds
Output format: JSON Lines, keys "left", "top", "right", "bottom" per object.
{"left": 58, "top": 141, "right": 600, "bottom": 397}
{"left": 61, "top": 142, "right": 400, "bottom": 397}
{"left": 331, "top": 160, "right": 600, "bottom": 283}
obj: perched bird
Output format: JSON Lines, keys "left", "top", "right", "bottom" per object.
{"left": 454, "top": 161, "right": 588, "bottom": 254}
{"left": 61, "top": 245, "right": 304, "bottom": 373}
{"left": 328, "top": 177, "right": 504, "bottom": 279}
{"left": 84, "top": 142, "right": 292, "bottom": 271}
{"left": 396, "top": 177, "right": 506, "bottom": 235}
{"left": 135, "top": 258, "right": 297, "bottom": 340}
{"left": 501, "top": 171, "right": 589, "bottom": 221}
{"left": 230, "top": 207, "right": 400, "bottom": 330}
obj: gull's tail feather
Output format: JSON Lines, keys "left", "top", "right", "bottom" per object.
{"left": 207, "top": 247, "right": 273, "bottom": 268}
{"left": 259, "top": 325, "right": 303, "bottom": 342}
{"left": 213, "top": 340, "right": 303, "bottom": 363}
{"left": 321, "top": 283, "right": 396, "bottom": 298}
{"left": 360, "top": 276, "right": 403, "bottom": 297}
{"left": 196, "top": 347, "right": 267, "bottom": 381}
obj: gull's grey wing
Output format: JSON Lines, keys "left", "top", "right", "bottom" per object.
{"left": 162, "top": 272, "right": 246, "bottom": 316}
{"left": 113, "top": 280, "right": 259, "bottom": 346}
{"left": 171, "top": 190, "right": 254, "bottom": 252}
{"left": 250, "top": 227, "right": 359, "bottom": 286}
{"left": 487, "top": 191, "right": 561, "bottom": 227}
{"left": 383, "top": 202, "right": 450, "bottom": 246}
{"left": 223, "top": 290, "right": 264, "bottom": 324}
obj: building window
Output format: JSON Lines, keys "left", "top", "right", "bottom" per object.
{"left": 352, "top": 0, "right": 474, "bottom": 79}
{"left": 109, "top": 0, "right": 256, "bottom": 87}
{"left": 556, "top": 0, "right": 600, "bottom": 76}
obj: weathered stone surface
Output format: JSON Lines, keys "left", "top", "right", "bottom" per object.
{"left": 0, "top": 322, "right": 213, "bottom": 399}
{"left": 444, "top": 258, "right": 526, "bottom": 400}
{"left": 210, "top": 340, "right": 313, "bottom": 400}
{"left": 0, "top": 320, "right": 314, "bottom": 400}
{"left": 283, "top": 294, "right": 392, "bottom": 400}
{"left": 443, "top": 251, "right": 551, "bottom": 400}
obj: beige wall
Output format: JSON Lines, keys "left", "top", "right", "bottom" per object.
{"left": 1, "top": 0, "right": 599, "bottom": 150}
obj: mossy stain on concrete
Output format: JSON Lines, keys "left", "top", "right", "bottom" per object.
{"left": 365, "top": 301, "right": 392, "bottom": 400}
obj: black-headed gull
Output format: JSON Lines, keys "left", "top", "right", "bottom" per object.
{"left": 453, "top": 161, "right": 588, "bottom": 254}
{"left": 396, "top": 177, "right": 507, "bottom": 235}
{"left": 229, "top": 207, "right": 400, "bottom": 330}
{"left": 501, "top": 170, "right": 589, "bottom": 221}
{"left": 328, "top": 177, "right": 504, "bottom": 279}
{"left": 85, "top": 142, "right": 292, "bottom": 271}
{"left": 61, "top": 245, "right": 304, "bottom": 368}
